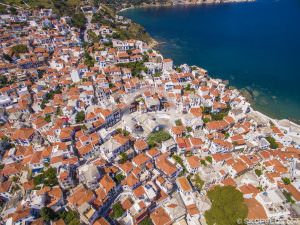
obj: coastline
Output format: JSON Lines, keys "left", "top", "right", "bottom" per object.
{"left": 119, "top": 0, "right": 256, "bottom": 57}
{"left": 119, "top": 3, "right": 300, "bottom": 126}
{"left": 118, "top": 0, "right": 255, "bottom": 13}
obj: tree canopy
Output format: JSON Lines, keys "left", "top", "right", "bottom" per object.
{"left": 111, "top": 202, "right": 125, "bottom": 219}
{"left": 11, "top": 44, "right": 28, "bottom": 55}
{"left": 204, "top": 186, "right": 248, "bottom": 225}
{"left": 266, "top": 136, "right": 278, "bottom": 149}
{"left": 34, "top": 167, "right": 58, "bottom": 187}
{"left": 40, "top": 207, "right": 58, "bottom": 222}
{"left": 75, "top": 111, "right": 85, "bottom": 123}
{"left": 71, "top": 13, "right": 86, "bottom": 29}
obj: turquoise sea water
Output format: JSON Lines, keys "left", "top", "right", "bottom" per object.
{"left": 121, "top": 0, "right": 300, "bottom": 123}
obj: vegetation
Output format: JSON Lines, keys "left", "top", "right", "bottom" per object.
{"left": 203, "top": 117, "right": 210, "bottom": 124}
{"left": 184, "top": 84, "right": 195, "bottom": 93}
{"left": 71, "top": 12, "right": 86, "bottom": 29}
{"left": 186, "top": 126, "right": 192, "bottom": 132}
{"left": 172, "top": 154, "right": 187, "bottom": 175}
{"left": 41, "top": 87, "right": 62, "bottom": 109}
{"left": 139, "top": 217, "right": 153, "bottom": 225}
{"left": 0, "top": 5, "right": 8, "bottom": 14}
{"left": 114, "top": 22, "right": 152, "bottom": 43}
{"left": 116, "top": 128, "right": 130, "bottom": 136}
{"left": 59, "top": 210, "right": 80, "bottom": 225}
{"left": 255, "top": 169, "right": 262, "bottom": 177}
{"left": 119, "top": 152, "right": 128, "bottom": 163}
{"left": 75, "top": 111, "right": 85, "bottom": 123}
{"left": 95, "top": 0, "right": 169, "bottom": 10}
{"left": 87, "top": 30, "right": 99, "bottom": 43}
{"left": 0, "top": 136, "right": 13, "bottom": 150}
{"left": 41, "top": 207, "right": 59, "bottom": 222}
{"left": 204, "top": 186, "right": 248, "bottom": 225}
{"left": 40, "top": 208, "right": 79, "bottom": 224}
{"left": 56, "top": 106, "right": 63, "bottom": 116}
{"left": 11, "top": 44, "right": 28, "bottom": 55}
{"left": 153, "top": 72, "right": 162, "bottom": 77}
{"left": 0, "top": 76, "right": 9, "bottom": 88}
{"left": 282, "top": 177, "right": 291, "bottom": 185}
{"left": 111, "top": 202, "right": 125, "bottom": 219}
{"left": 44, "top": 115, "right": 51, "bottom": 123}
{"left": 175, "top": 67, "right": 182, "bottom": 73}
{"left": 211, "top": 107, "right": 231, "bottom": 121}
{"left": 224, "top": 132, "right": 230, "bottom": 139}
{"left": 117, "top": 61, "right": 147, "bottom": 78}
{"left": 34, "top": 167, "right": 58, "bottom": 187}
{"left": 192, "top": 174, "right": 205, "bottom": 191}
{"left": 83, "top": 51, "right": 95, "bottom": 68}
{"left": 115, "top": 173, "right": 125, "bottom": 184}
{"left": 283, "top": 190, "right": 295, "bottom": 204}
{"left": 91, "top": 4, "right": 153, "bottom": 44}
{"left": 175, "top": 119, "right": 182, "bottom": 126}
{"left": 147, "top": 130, "right": 171, "bottom": 147}
{"left": 266, "top": 136, "right": 278, "bottom": 149}
{"left": 3, "top": 0, "right": 82, "bottom": 16}
{"left": 200, "top": 159, "right": 207, "bottom": 166}
{"left": 205, "top": 156, "right": 212, "bottom": 164}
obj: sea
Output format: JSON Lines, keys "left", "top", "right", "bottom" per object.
{"left": 120, "top": 0, "right": 300, "bottom": 123}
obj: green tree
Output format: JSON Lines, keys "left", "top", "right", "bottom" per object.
{"left": 192, "top": 174, "right": 205, "bottom": 191}
{"left": 283, "top": 190, "right": 295, "bottom": 204}
{"left": 75, "top": 111, "right": 85, "bottom": 123}
{"left": 83, "top": 51, "right": 95, "bottom": 68}
{"left": 59, "top": 210, "right": 80, "bottom": 225}
{"left": 175, "top": 119, "right": 182, "bottom": 126}
{"left": 44, "top": 115, "right": 51, "bottom": 123}
{"left": 204, "top": 186, "right": 248, "bottom": 225}
{"left": 119, "top": 152, "right": 128, "bottom": 163}
{"left": 206, "top": 156, "right": 212, "bottom": 164}
{"left": 224, "top": 132, "right": 230, "bottom": 139}
{"left": 87, "top": 30, "right": 99, "bottom": 43}
{"left": 186, "top": 126, "right": 192, "bottom": 132}
{"left": 201, "top": 159, "right": 207, "bottom": 166}
{"left": 266, "top": 136, "right": 278, "bottom": 149}
{"left": 10, "top": 7, "right": 17, "bottom": 15}
{"left": 185, "top": 83, "right": 191, "bottom": 91}
{"left": 139, "top": 217, "right": 153, "bottom": 225}
{"left": 71, "top": 13, "right": 86, "bottom": 29}
{"left": 255, "top": 169, "right": 262, "bottom": 177}
{"left": 56, "top": 106, "right": 62, "bottom": 116}
{"left": 115, "top": 173, "right": 125, "bottom": 184}
{"left": 0, "top": 76, "right": 8, "bottom": 88}
{"left": 11, "top": 44, "right": 28, "bottom": 54}
{"left": 34, "top": 167, "right": 58, "bottom": 187}
{"left": 0, "top": 5, "right": 7, "bottom": 14}
{"left": 116, "top": 61, "right": 147, "bottom": 78}
{"left": 40, "top": 207, "right": 58, "bottom": 222}
{"left": 111, "top": 202, "right": 125, "bottom": 219}
{"left": 282, "top": 177, "right": 291, "bottom": 185}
